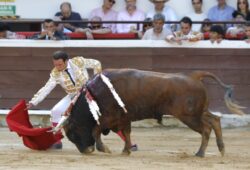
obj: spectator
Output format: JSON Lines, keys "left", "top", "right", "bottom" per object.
{"left": 77, "top": 16, "right": 112, "bottom": 39}
{"left": 116, "top": 0, "right": 145, "bottom": 33}
{"left": 143, "top": 18, "right": 153, "bottom": 33}
{"left": 208, "top": 0, "right": 235, "bottom": 26}
{"left": 237, "top": 0, "right": 250, "bottom": 20}
{"left": 147, "top": 0, "right": 178, "bottom": 31}
{"left": 188, "top": 0, "right": 207, "bottom": 32}
{"left": 166, "top": 17, "right": 203, "bottom": 44}
{"left": 226, "top": 11, "right": 245, "bottom": 38}
{"left": 201, "top": 18, "right": 212, "bottom": 33}
{"left": 244, "top": 22, "right": 250, "bottom": 43}
{"left": 142, "top": 13, "right": 172, "bottom": 40}
{"left": 201, "top": 18, "right": 212, "bottom": 39}
{"left": 31, "top": 19, "right": 68, "bottom": 40}
{"left": 209, "top": 25, "right": 224, "bottom": 43}
{"left": 0, "top": 22, "right": 25, "bottom": 39}
{"left": 55, "top": 2, "right": 85, "bottom": 32}
{"left": 89, "top": 0, "right": 118, "bottom": 33}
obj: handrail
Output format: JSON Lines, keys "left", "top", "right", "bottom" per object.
{"left": 2, "top": 19, "right": 250, "bottom": 25}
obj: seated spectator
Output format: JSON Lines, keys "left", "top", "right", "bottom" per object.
{"left": 30, "top": 19, "right": 68, "bottom": 40}
{"left": 226, "top": 11, "right": 245, "bottom": 38}
{"left": 188, "top": 0, "right": 207, "bottom": 32}
{"left": 89, "top": 0, "right": 117, "bottom": 33}
{"left": 142, "top": 13, "right": 171, "bottom": 40}
{"left": 208, "top": 0, "right": 235, "bottom": 28}
{"left": 237, "top": 0, "right": 250, "bottom": 20}
{"left": 77, "top": 16, "right": 112, "bottom": 39}
{"left": 209, "top": 25, "right": 224, "bottom": 44}
{"left": 134, "top": 18, "right": 153, "bottom": 38}
{"left": 147, "top": 0, "right": 178, "bottom": 31}
{"left": 55, "top": 2, "right": 85, "bottom": 32}
{"left": 244, "top": 22, "right": 250, "bottom": 43}
{"left": 0, "top": 22, "right": 25, "bottom": 39}
{"left": 143, "top": 18, "right": 153, "bottom": 33}
{"left": 201, "top": 18, "right": 212, "bottom": 33}
{"left": 116, "top": 0, "right": 145, "bottom": 33}
{"left": 166, "top": 17, "right": 203, "bottom": 44}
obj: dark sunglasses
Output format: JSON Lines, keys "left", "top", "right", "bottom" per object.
{"left": 92, "top": 25, "right": 102, "bottom": 29}
{"left": 144, "top": 24, "right": 153, "bottom": 27}
{"left": 109, "top": 0, "right": 115, "bottom": 4}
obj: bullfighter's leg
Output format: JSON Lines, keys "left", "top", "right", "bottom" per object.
{"left": 92, "top": 125, "right": 111, "bottom": 153}
{"left": 207, "top": 111, "right": 225, "bottom": 156}
{"left": 117, "top": 130, "right": 138, "bottom": 151}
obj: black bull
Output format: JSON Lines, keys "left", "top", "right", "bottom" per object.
{"left": 63, "top": 69, "right": 245, "bottom": 157}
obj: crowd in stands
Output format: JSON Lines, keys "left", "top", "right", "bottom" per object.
{"left": 1, "top": 0, "right": 250, "bottom": 44}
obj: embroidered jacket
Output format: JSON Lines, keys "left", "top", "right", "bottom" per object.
{"left": 30, "top": 56, "right": 101, "bottom": 106}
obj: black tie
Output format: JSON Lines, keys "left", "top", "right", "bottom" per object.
{"left": 65, "top": 68, "right": 75, "bottom": 86}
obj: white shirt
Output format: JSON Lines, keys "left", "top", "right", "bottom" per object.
{"left": 117, "top": 9, "right": 145, "bottom": 33}
{"left": 146, "top": 6, "right": 178, "bottom": 30}
{"left": 142, "top": 28, "right": 172, "bottom": 40}
{"left": 89, "top": 7, "right": 118, "bottom": 33}
{"left": 187, "top": 12, "right": 207, "bottom": 32}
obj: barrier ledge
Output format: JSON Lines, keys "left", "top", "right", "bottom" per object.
{"left": 1, "top": 109, "right": 250, "bottom": 128}
{"left": 0, "top": 109, "right": 50, "bottom": 127}
{"left": 0, "top": 39, "right": 250, "bottom": 49}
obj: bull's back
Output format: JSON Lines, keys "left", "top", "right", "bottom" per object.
{"left": 105, "top": 69, "right": 207, "bottom": 118}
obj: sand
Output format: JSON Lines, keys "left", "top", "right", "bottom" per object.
{"left": 0, "top": 126, "right": 250, "bottom": 170}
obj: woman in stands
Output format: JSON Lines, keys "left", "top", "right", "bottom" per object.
{"left": 237, "top": 0, "right": 250, "bottom": 20}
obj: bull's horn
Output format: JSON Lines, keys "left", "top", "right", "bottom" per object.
{"left": 49, "top": 115, "right": 68, "bottom": 133}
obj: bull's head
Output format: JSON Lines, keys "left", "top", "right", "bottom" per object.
{"left": 63, "top": 91, "right": 97, "bottom": 153}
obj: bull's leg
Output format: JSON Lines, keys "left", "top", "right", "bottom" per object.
{"left": 121, "top": 123, "right": 132, "bottom": 155}
{"left": 208, "top": 112, "right": 225, "bottom": 156}
{"left": 195, "top": 112, "right": 213, "bottom": 157}
{"left": 92, "top": 126, "right": 111, "bottom": 153}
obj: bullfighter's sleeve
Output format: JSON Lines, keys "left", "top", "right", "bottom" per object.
{"left": 82, "top": 58, "right": 102, "bottom": 75}
{"left": 29, "top": 74, "right": 57, "bottom": 106}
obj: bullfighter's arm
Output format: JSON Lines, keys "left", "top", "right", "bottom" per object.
{"left": 82, "top": 58, "right": 102, "bottom": 75}
{"left": 29, "top": 74, "right": 57, "bottom": 106}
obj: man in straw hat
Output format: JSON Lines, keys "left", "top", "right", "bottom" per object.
{"left": 147, "top": 0, "right": 178, "bottom": 31}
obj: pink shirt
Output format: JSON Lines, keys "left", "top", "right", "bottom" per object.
{"left": 117, "top": 9, "right": 145, "bottom": 33}
{"left": 89, "top": 7, "right": 118, "bottom": 33}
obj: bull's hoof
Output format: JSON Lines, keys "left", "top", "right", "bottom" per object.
{"left": 96, "top": 144, "right": 111, "bottom": 154}
{"left": 122, "top": 149, "right": 131, "bottom": 156}
{"left": 195, "top": 151, "right": 205, "bottom": 157}
{"left": 83, "top": 146, "right": 95, "bottom": 154}
{"left": 220, "top": 148, "right": 225, "bottom": 157}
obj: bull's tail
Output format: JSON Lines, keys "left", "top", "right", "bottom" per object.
{"left": 190, "top": 71, "right": 246, "bottom": 115}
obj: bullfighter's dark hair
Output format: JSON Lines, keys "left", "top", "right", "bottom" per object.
{"left": 53, "top": 51, "right": 69, "bottom": 61}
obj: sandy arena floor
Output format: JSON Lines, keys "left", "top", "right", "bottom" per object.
{"left": 0, "top": 126, "right": 250, "bottom": 170}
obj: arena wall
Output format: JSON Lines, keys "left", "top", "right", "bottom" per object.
{"left": 0, "top": 40, "right": 249, "bottom": 114}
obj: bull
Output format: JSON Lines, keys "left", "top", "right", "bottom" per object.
{"left": 62, "top": 69, "right": 245, "bottom": 157}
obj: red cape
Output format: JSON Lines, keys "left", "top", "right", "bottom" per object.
{"left": 6, "top": 100, "right": 63, "bottom": 150}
